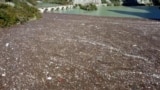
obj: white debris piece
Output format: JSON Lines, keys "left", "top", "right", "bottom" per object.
{"left": 47, "top": 77, "right": 52, "bottom": 80}
{"left": 2, "top": 73, "right": 6, "bottom": 77}
{"left": 132, "top": 44, "right": 137, "bottom": 47}
{"left": 5, "top": 43, "right": 9, "bottom": 47}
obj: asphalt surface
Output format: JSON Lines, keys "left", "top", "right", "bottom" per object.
{"left": 0, "top": 13, "right": 160, "bottom": 90}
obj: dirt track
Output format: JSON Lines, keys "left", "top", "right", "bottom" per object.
{"left": 0, "top": 13, "right": 160, "bottom": 90}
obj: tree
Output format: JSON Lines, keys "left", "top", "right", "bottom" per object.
{"left": 5, "top": 0, "right": 12, "bottom": 2}
{"left": 152, "top": 0, "right": 160, "bottom": 5}
{"left": 6, "top": 0, "right": 37, "bottom": 5}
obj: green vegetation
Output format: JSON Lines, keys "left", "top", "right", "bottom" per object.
{"left": 44, "top": 0, "right": 72, "bottom": 5}
{"left": 79, "top": 3, "right": 97, "bottom": 11}
{"left": 73, "top": 4, "right": 79, "bottom": 8}
{"left": 110, "top": 0, "right": 121, "bottom": 6}
{"left": 25, "top": 0, "right": 37, "bottom": 5}
{"left": 101, "top": 0, "right": 107, "bottom": 3}
{"left": 0, "top": 1, "right": 41, "bottom": 27}
{"left": 5, "top": 0, "right": 37, "bottom": 5}
{"left": 101, "top": 0, "right": 121, "bottom": 6}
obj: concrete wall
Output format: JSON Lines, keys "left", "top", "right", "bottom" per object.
{"left": 73, "top": 0, "right": 101, "bottom": 5}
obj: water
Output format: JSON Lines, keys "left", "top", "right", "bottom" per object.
{"left": 37, "top": 2, "right": 160, "bottom": 19}
{"left": 54, "top": 6, "right": 160, "bottom": 19}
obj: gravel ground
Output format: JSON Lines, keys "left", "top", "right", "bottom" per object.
{"left": 0, "top": 13, "right": 160, "bottom": 90}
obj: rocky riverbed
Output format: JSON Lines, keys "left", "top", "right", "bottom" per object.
{"left": 0, "top": 13, "right": 160, "bottom": 90}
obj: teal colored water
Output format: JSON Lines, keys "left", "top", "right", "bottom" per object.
{"left": 37, "top": 3, "right": 160, "bottom": 19}
{"left": 54, "top": 6, "right": 160, "bottom": 19}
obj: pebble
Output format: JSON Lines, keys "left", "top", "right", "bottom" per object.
{"left": 47, "top": 77, "right": 52, "bottom": 80}
{"left": 66, "top": 67, "right": 70, "bottom": 71}
{"left": 5, "top": 43, "right": 9, "bottom": 47}
{"left": 12, "top": 88, "right": 16, "bottom": 90}
{"left": 81, "top": 23, "right": 85, "bottom": 26}
{"left": 57, "top": 74, "right": 62, "bottom": 77}
{"left": 55, "top": 66, "right": 59, "bottom": 69}
{"left": 49, "top": 62, "right": 53, "bottom": 64}
{"left": 2, "top": 73, "right": 6, "bottom": 77}
{"left": 132, "top": 44, "right": 137, "bottom": 47}
{"left": 49, "top": 62, "right": 53, "bottom": 65}
{"left": 75, "top": 74, "right": 79, "bottom": 78}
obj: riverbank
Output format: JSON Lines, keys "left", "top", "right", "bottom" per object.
{"left": 0, "top": 13, "right": 160, "bottom": 90}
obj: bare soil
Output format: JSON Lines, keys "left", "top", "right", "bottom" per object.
{"left": 0, "top": 13, "right": 160, "bottom": 90}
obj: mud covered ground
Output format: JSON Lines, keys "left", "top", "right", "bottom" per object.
{"left": 0, "top": 13, "right": 160, "bottom": 90}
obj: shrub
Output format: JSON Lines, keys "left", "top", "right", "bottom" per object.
{"left": 0, "top": 2, "right": 41, "bottom": 27}
{"left": 55, "top": 7, "right": 59, "bottom": 11}
{"left": 101, "top": 0, "right": 107, "bottom": 3}
{"left": 0, "top": 4, "right": 17, "bottom": 27}
{"left": 73, "top": 4, "right": 79, "bottom": 8}
{"left": 79, "top": 3, "right": 97, "bottom": 11}
{"left": 110, "top": 0, "right": 121, "bottom": 6}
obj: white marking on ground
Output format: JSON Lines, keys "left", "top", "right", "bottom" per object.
{"left": 66, "top": 36, "right": 150, "bottom": 63}
{"left": 79, "top": 39, "right": 120, "bottom": 52}
{"left": 119, "top": 71, "right": 160, "bottom": 79}
{"left": 77, "top": 37, "right": 150, "bottom": 63}
{"left": 123, "top": 53, "right": 150, "bottom": 63}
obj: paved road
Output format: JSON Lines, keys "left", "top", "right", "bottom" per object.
{"left": 0, "top": 13, "right": 160, "bottom": 90}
